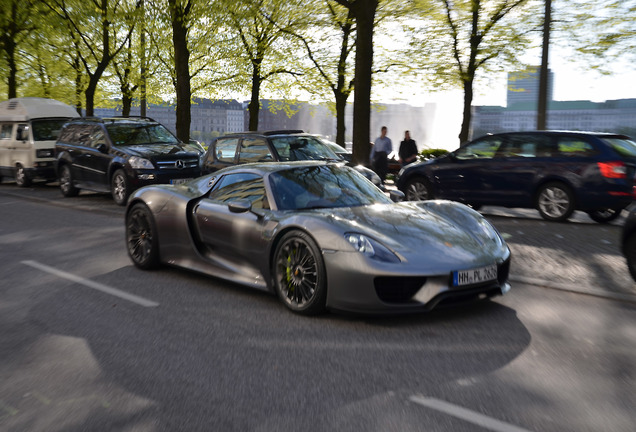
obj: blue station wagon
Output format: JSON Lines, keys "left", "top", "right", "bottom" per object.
{"left": 396, "top": 131, "right": 636, "bottom": 223}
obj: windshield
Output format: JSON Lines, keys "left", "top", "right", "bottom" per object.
{"left": 270, "top": 136, "right": 340, "bottom": 161}
{"left": 31, "top": 119, "right": 70, "bottom": 141}
{"left": 269, "top": 164, "right": 391, "bottom": 210}
{"left": 603, "top": 137, "right": 636, "bottom": 158}
{"left": 105, "top": 123, "right": 179, "bottom": 146}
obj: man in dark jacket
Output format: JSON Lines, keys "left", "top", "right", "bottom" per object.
{"left": 398, "top": 130, "right": 418, "bottom": 166}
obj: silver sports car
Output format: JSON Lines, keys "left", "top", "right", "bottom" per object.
{"left": 125, "top": 161, "right": 511, "bottom": 315}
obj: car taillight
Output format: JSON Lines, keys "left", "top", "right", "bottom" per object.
{"left": 598, "top": 161, "right": 627, "bottom": 179}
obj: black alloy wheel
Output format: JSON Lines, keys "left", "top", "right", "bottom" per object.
{"left": 112, "top": 169, "right": 130, "bottom": 206}
{"left": 404, "top": 177, "right": 433, "bottom": 201}
{"left": 126, "top": 203, "right": 160, "bottom": 269}
{"left": 536, "top": 182, "right": 575, "bottom": 222}
{"left": 625, "top": 232, "right": 636, "bottom": 283}
{"left": 587, "top": 207, "right": 624, "bottom": 224}
{"left": 273, "top": 231, "right": 327, "bottom": 315}
{"left": 59, "top": 165, "right": 79, "bottom": 197}
{"left": 15, "top": 165, "right": 31, "bottom": 187}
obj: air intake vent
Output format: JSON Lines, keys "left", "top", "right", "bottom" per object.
{"left": 7, "top": 101, "right": 18, "bottom": 110}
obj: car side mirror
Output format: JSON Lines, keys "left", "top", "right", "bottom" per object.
{"left": 228, "top": 199, "right": 252, "bottom": 214}
{"left": 389, "top": 190, "right": 405, "bottom": 202}
{"left": 95, "top": 143, "right": 108, "bottom": 153}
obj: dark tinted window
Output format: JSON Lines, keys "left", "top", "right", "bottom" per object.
{"left": 208, "top": 172, "right": 269, "bottom": 209}
{"left": 270, "top": 136, "right": 339, "bottom": 161}
{"left": 455, "top": 136, "right": 503, "bottom": 160}
{"left": 0, "top": 124, "right": 13, "bottom": 139}
{"left": 31, "top": 119, "right": 69, "bottom": 141}
{"left": 238, "top": 138, "right": 273, "bottom": 163}
{"left": 557, "top": 137, "right": 597, "bottom": 157}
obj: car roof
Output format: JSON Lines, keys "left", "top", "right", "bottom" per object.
{"left": 479, "top": 130, "right": 630, "bottom": 139}
{"left": 66, "top": 116, "right": 161, "bottom": 125}
{"left": 212, "top": 160, "right": 337, "bottom": 175}
{"left": 216, "top": 130, "right": 308, "bottom": 138}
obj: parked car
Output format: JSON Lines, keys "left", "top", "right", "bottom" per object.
{"left": 621, "top": 204, "right": 636, "bottom": 282}
{"left": 201, "top": 130, "right": 383, "bottom": 189}
{"left": 55, "top": 117, "right": 204, "bottom": 205}
{"left": 0, "top": 97, "right": 79, "bottom": 186}
{"left": 125, "top": 161, "right": 511, "bottom": 315}
{"left": 396, "top": 131, "right": 636, "bottom": 223}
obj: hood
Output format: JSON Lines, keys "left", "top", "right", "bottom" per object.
{"left": 119, "top": 142, "right": 203, "bottom": 159}
{"left": 312, "top": 200, "right": 506, "bottom": 266}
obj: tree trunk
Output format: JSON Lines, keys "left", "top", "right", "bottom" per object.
{"left": 459, "top": 78, "right": 474, "bottom": 145}
{"left": 169, "top": 0, "right": 191, "bottom": 142}
{"left": 350, "top": 0, "right": 378, "bottom": 165}
{"left": 122, "top": 92, "right": 132, "bottom": 117}
{"left": 6, "top": 41, "right": 17, "bottom": 99}
{"left": 537, "top": 0, "right": 551, "bottom": 130}
{"left": 248, "top": 60, "right": 262, "bottom": 131}
{"left": 334, "top": 91, "right": 347, "bottom": 147}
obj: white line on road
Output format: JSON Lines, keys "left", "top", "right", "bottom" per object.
{"left": 22, "top": 260, "right": 159, "bottom": 308}
{"left": 409, "top": 396, "right": 532, "bottom": 432}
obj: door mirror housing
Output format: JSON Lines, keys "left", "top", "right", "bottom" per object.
{"left": 228, "top": 199, "right": 252, "bottom": 214}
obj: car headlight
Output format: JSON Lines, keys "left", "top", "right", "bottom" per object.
{"left": 345, "top": 233, "right": 400, "bottom": 263}
{"left": 129, "top": 156, "right": 154, "bottom": 169}
{"left": 36, "top": 149, "right": 54, "bottom": 158}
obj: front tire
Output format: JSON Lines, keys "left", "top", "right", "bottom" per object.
{"left": 126, "top": 203, "right": 160, "bottom": 269}
{"left": 15, "top": 165, "right": 31, "bottom": 187}
{"left": 625, "top": 232, "right": 636, "bottom": 283}
{"left": 59, "top": 165, "right": 79, "bottom": 197}
{"left": 536, "top": 182, "right": 575, "bottom": 222}
{"left": 273, "top": 231, "right": 327, "bottom": 315}
{"left": 587, "top": 207, "right": 624, "bottom": 224}
{"left": 404, "top": 177, "right": 433, "bottom": 201}
{"left": 111, "top": 169, "right": 130, "bottom": 206}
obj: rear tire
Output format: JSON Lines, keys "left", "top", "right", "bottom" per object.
{"left": 404, "top": 177, "right": 433, "bottom": 201}
{"left": 587, "top": 207, "right": 624, "bottom": 224}
{"left": 625, "top": 232, "right": 636, "bottom": 283}
{"left": 536, "top": 182, "right": 575, "bottom": 222}
{"left": 15, "top": 165, "right": 31, "bottom": 187}
{"left": 59, "top": 165, "right": 79, "bottom": 197}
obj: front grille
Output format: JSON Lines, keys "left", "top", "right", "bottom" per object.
{"left": 374, "top": 277, "right": 427, "bottom": 304}
{"left": 156, "top": 158, "right": 200, "bottom": 170}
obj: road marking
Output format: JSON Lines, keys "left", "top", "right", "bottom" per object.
{"left": 409, "top": 396, "right": 532, "bottom": 432}
{"left": 22, "top": 260, "right": 159, "bottom": 308}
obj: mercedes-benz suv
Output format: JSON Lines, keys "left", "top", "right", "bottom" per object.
{"left": 55, "top": 117, "right": 204, "bottom": 205}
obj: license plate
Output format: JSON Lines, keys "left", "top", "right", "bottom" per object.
{"left": 170, "top": 178, "right": 191, "bottom": 185}
{"left": 453, "top": 264, "right": 497, "bottom": 286}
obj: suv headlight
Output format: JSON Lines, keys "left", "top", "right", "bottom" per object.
{"left": 345, "top": 233, "right": 400, "bottom": 263}
{"left": 129, "top": 156, "right": 154, "bottom": 169}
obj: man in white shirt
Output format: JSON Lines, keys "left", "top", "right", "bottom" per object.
{"left": 370, "top": 126, "right": 392, "bottom": 184}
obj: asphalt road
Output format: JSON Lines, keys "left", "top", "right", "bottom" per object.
{"left": 1, "top": 181, "right": 635, "bottom": 432}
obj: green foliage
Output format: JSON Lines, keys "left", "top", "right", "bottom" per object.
{"left": 420, "top": 148, "right": 449, "bottom": 159}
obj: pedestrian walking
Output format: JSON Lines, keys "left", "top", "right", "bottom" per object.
{"left": 370, "top": 126, "right": 392, "bottom": 184}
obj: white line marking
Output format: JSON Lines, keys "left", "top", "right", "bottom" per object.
{"left": 409, "top": 396, "right": 532, "bottom": 432}
{"left": 22, "top": 260, "right": 159, "bottom": 308}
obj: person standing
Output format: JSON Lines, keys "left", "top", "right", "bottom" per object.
{"left": 370, "top": 126, "right": 392, "bottom": 184}
{"left": 398, "top": 130, "right": 418, "bottom": 166}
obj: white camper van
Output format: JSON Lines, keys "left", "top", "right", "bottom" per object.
{"left": 0, "top": 97, "right": 79, "bottom": 186}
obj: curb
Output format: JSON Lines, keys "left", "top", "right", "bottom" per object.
{"left": 510, "top": 275, "right": 636, "bottom": 304}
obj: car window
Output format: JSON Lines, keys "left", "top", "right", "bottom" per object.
{"left": 557, "top": 138, "right": 597, "bottom": 157}
{"left": 455, "top": 137, "right": 503, "bottom": 160}
{"left": 238, "top": 138, "right": 273, "bottom": 163}
{"left": 31, "top": 119, "right": 69, "bottom": 141}
{"left": 208, "top": 172, "right": 269, "bottom": 209}
{"left": 213, "top": 138, "right": 239, "bottom": 163}
{"left": 498, "top": 135, "right": 555, "bottom": 158}
{"left": 105, "top": 123, "right": 179, "bottom": 146}
{"left": 0, "top": 124, "right": 13, "bottom": 139}
{"left": 269, "top": 165, "right": 391, "bottom": 210}
{"left": 87, "top": 128, "right": 107, "bottom": 149}
{"left": 602, "top": 137, "right": 636, "bottom": 158}
{"left": 270, "top": 136, "right": 339, "bottom": 161}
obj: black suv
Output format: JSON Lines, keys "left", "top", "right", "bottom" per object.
{"left": 55, "top": 117, "right": 204, "bottom": 205}
{"left": 201, "top": 130, "right": 382, "bottom": 187}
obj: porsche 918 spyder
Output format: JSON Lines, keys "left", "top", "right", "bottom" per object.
{"left": 125, "top": 161, "right": 511, "bottom": 315}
